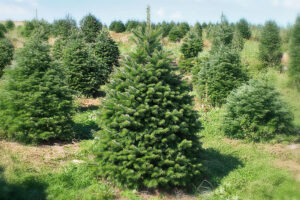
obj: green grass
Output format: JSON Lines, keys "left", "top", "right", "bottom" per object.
{"left": 198, "top": 108, "right": 300, "bottom": 200}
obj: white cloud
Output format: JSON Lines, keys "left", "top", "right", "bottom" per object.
{"left": 170, "top": 11, "right": 182, "bottom": 20}
{"left": 156, "top": 7, "right": 165, "bottom": 17}
{"left": 271, "top": 0, "right": 300, "bottom": 9}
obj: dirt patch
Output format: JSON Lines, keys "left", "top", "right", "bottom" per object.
{"left": 48, "top": 37, "right": 57, "bottom": 45}
{"left": 110, "top": 31, "right": 132, "bottom": 43}
{"left": 275, "top": 159, "right": 300, "bottom": 181}
{"left": 76, "top": 98, "right": 101, "bottom": 107}
{"left": 0, "top": 140, "right": 79, "bottom": 170}
{"left": 282, "top": 52, "right": 289, "bottom": 66}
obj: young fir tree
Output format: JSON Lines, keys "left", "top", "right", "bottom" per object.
{"left": 236, "top": 18, "right": 251, "bottom": 40}
{"left": 109, "top": 21, "right": 126, "bottom": 33}
{"left": 179, "top": 30, "right": 203, "bottom": 73}
{"left": 5, "top": 20, "right": 15, "bottom": 30}
{"left": 288, "top": 16, "right": 300, "bottom": 88}
{"left": 52, "top": 15, "right": 77, "bottom": 38}
{"left": 194, "top": 22, "right": 203, "bottom": 37}
{"left": 80, "top": 14, "right": 102, "bottom": 43}
{"left": 0, "top": 38, "right": 14, "bottom": 77}
{"left": 62, "top": 35, "right": 108, "bottom": 97}
{"left": 211, "top": 15, "right": 234, "bottom": 49}
{"left": 195, "top": 45, "right": 248, "bottom": 107}
{"left": 93, "top": 7, "right": 202, "bottom": 189}
{"left": 223, "top": 78, "right": 294, "bottom": 142}
{"left": 0, "top": 35, "right": 74, "bottom": 144}
{"left": 259, "top": 21, "right": 282, "bottom": 68}
{"left": 91, "top": 31, "right": 120, "bottom": 73}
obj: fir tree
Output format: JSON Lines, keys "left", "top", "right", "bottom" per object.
{"left": 93, "top": 7, "right": 202, "bottom": 189}
{"left": 259, "top": 21, "right": 282, "bottom": 67}
{"left": 62, "top": 36, "right": 108, "bottom": 97}
{"left": 91, "top": 31, "right": 120, "bottom": 76}
{"left": 0, "top": 35, "right": 74, "bottom": 144}
{"left": 109, "top": 21, "right": 126, "bottom": 33}
{"left": 0, "top": 38, "right": 14, "bottom": 77}
{"left": 194, "top": 22, "right": 203, "bottom": 37}
{"left": 223, "top": 78, "right": 294, "bottom": 141}
{"left": 288, "top": 16, "right": 300, "bottom": 88}
{"left": 80, "top": 14, "right": 102, "bottom": 43}
{"left": 195, "top": 45, "right": 248, "bottom": 107}
{"left": 180, "top": 30, "right": 203, "bottom": 59}
{"left": 5, "top": 20, "right": 15, "bottom": 30}
{"left": 237, "top": 18, "right": 251, "bottom": 40}
{"left": 52, "top": 15, "right": 77, "bottom": 38}
{"left": 211, "top": 15, "right": 234, "bottom": 49}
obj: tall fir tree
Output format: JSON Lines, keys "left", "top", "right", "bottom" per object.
{"left": 211, "top": 15, "right": 234, "bottom": 49}
{"left": 93, "top": 6, "right": 202, "bottom": 189}
{"left": 0, "top": 35, "right": 74, "bottom": 144}
{"left": 259, "top": 21, "right": 282, "bottom": 68}
{"left": 288, "top": 16, "right": 300, "bottom": 88}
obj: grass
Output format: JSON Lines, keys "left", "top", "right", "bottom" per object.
{"left": 0, "top": 31, "right": 300, "bottom": 200}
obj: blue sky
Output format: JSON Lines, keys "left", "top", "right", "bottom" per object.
{"left": 0, "top": 0, "right": 299, "bottom": 26}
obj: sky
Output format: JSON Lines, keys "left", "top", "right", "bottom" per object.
{"left": 0, "top": 0, "right": 299, "bottom": 26}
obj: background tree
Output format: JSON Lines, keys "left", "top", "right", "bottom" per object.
{"left": 52, "top": 15, "right": 77, "bottom": 38}
{"left": 179, "top": 30, "right": 203, "bottom": 73}
{"left": 20, "top": 19, "right": 52, "bottom": 40}
{"left": 62, "top": 36, "right": 108, "bottom": 97}
{"left": 211, "top": 15, "right": 234, "bottom": 49}
{"left": 80, "top": 14, "right": 102, "bottom": 43}
{"left": 0, "top": 38, "right": 14, "bottom": 77}
{"left": 259, "top": 20, "right": 282, "bottom": 67}
{"left": 168, "top": 26, "right": 183, "bottom": 42}
{"left": 94, "top": 7, "right": 202, "bottom": 189}
{"left": 91, "top": 31, "right": 120, "bottom": 76}
{"left": 223, "top": 78, "right": 294, "bottom": 141}
{"left": 195, "top": 45, "right": 248, "bottom": 106}
{"left": 288, "top": 16, "right": 300, "bottom": 88}
{"left": 194, "top": 22, "right": 202, "bottom": 37}
{"left": 0, "top": 36, "right": 74, "bottom": 144}
{"left": 237, "top": 18, "right": 251, "bottom": 39}
{"left": 109, "top": 20, "right": 126, "bottom": 33}
{"left": 125, "top": 20, "right": 140, "bottom": 31}
{"left": 0, "top": 24, "right": 7, "bottom": 35}
{"left": 5, "top": 20, "right": 15, "bottom": 30}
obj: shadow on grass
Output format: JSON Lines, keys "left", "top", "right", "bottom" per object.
{"left": 195, "top": 148, "right": 243, "bottom": 193}
{"left": 73, "top": 105, "right": 100, "bottom": 140}
{"left": 0, "top": 167, "right": 47, "bottom": 200}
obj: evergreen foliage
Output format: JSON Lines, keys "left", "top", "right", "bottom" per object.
{"left": 180, "top": 30, "right": 203, "bottom": 59}
{"left": 159, "top": 21, "right": 175, "bottom": 37}
{"left": 259, "top": 21, "right": 282, "bottom": 67}
{"left": 195, "top": 45, "right": 248, "bottom": 107}
{"left": 21, "top": 20, "right": 52, "bottom": 40}
{"left": 80, "top": 14, "right": 102, "bottom": 43}
{"left": 62, "top": 36, "right": 108, "bottom": 97}
{"left": 232, "top": 30, "right": 245, "bottom": 51}
{"left": 194, "top": 22, "right": 203, "bottom": 37}
{"left": 52, "top": 15, "right": 77, "bottom": 38}
{"left": 109, "top": 21, "right": 126, "bottom": 33}
{"left": 91, "top": 31, "right": 120, "bottom": 74}
{"left": 52, "top": 38, "right": 67, "bottom": 61}
{"left": 0, "top": 24, "right": 7, "bottom": 34}
{"left": 5, "top": 20, "right": 15, "bottom": 30}
{"left": 211, "top": 15, "right": 234, "bottom": 49}
{"left": 223, "top": 78, "right": 294, "bottom": 141}
{"left": 288, "top": 16, "right": 300, "bottom": 88}
{"left": 237, "top": 18, "right": 251, "bottom": 39}
{"left": 168, "top": 26, "right": 183, "bottom": 42}
{"left": 0, "top": 38, "right": 14, "bottom": 77}
{"left": 0, "top": 36, "right": 74, "bottom": 144}
{"left": 94, "top": 9, "right": 202, "bottom": 189}
{"left": 125, "top": 20, "right": 140, "bottom": 31}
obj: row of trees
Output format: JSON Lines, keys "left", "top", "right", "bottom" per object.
{"left": 0, "top": 14, "right": 120, "bottom": 143}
